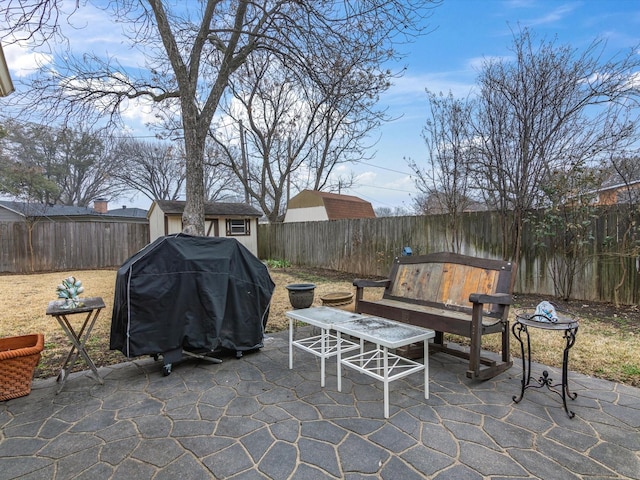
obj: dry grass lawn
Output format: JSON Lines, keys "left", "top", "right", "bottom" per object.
{"left": 1, "top": 267, "right": 638, "bottom": 387}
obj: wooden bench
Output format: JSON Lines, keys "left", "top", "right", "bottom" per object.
{"left": 353, "top": 252, "right": 515, "bottom": 380}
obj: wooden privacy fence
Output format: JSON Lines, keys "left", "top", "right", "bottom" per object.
{"left": 258, "top": 208, "right": 640, "bottom": 305}
{"left": 3, "top": 208, "right": 638, "bottom": 304}
{"left": 0, "top": 221, "right": 149, "bottom": 273}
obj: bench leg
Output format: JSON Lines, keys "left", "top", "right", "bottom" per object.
{"left": 466, "top": 306, "right": 513, "bottom": 380}
{"left": 468, "top": 304, "right": 483, "bottom": 378}
{"left": 502, "top": 321, "right": 511, "bottom": 363}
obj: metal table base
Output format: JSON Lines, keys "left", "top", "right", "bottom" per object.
{"left": 335, "top": 315, "right": 435, "bottom": 419}
{"left": 287, "top": 307, "right": 362, "bottom": 387}
{"left": 512, "top": 310, "right": 579, "bottom": 418}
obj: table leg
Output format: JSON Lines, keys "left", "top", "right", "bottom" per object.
{"left": 511, "top": 321, "right": 530, "bottom": 404}
{"left": 289, "top": 317, "right": 294, "bottom": 370}
{"left": 55, "top": 309, "right": 103, "bottom": 394}
{"left": 58, "top": 311, "right": 90, "bottom": 374}
{"left": 320, "top": 327, "right": 326, "bottom": 387}
{"left": 424, "top": 339, "right": 429, "bottom": 400}
{"left": 56, "top": 316, "right": 77, "bottom": 383}
{"left": 383, "top": 345, "right": 389, "bottom": 418}
{"left": 558, "top": 326, "right": 578, "bottom": 418}
{"left": 76, "top": 310, "right": 103, "bottom": 382}
{"left": 337, "top": 331, "right": 342, "bottom": 392}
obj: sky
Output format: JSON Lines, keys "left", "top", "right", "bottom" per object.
{"left": 3, "top": 0, "right": 640, "bottom": 212}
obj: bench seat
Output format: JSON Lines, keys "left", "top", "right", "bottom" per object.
{"left": 354, "top": 252, "right": 516, "bottom": 380}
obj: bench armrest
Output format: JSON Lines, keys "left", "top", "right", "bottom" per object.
{"left": 469, "top": 292, "right": 512, "bottom": 305}
{"left": 353, "top": 278, "right": 390, "bottom": 311}
{"left": 353, "top": 279, "right": 390, "bottom": 288}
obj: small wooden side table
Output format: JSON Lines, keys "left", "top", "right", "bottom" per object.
{"left": 46, "top": 297, "right": 106, "bottom": 394}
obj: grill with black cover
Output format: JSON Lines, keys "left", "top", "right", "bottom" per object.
{"left": 110, "top": 234, "right": 275, "bottom": 375}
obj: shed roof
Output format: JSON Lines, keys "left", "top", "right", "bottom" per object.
{"left": 287, "top": 190, "right": 376, "bottom": 220}
{"left": 153, "top": 199, "right": 262, "bottom": 217}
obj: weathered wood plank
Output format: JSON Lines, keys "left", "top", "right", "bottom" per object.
{"left": 0, "top": 221, "right": 149, "bottom": 273}
{"left": 258, "top": 205, "right": 640, "bottom": 304}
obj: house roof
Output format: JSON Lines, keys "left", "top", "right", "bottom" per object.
{"left": 107, "top": 207, "right": 148, "bottom": 219}
{"left": 0, "top": 200, "right": 147, "bottom": 220}
{"left": 152, "top": 199, "right": 262, "bottom": 217}
{"left": 595, "top": 179, "right": 640, "bottom": 193}
{"left": 287, "top": 190, "right": 376, "bottom": 220}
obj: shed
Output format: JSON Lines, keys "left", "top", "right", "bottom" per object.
{"left": 147, "top": 199, "right": 262, "bottom": 256}
{"left": 283, "top": 190, "right": 376, "bottom": 223}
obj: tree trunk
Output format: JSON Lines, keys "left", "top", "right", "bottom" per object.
{"left": 182, "top": 114, "right": 206, "bottom": 236}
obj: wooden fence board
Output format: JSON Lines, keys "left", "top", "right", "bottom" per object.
{"left": 0, "top": 221, "right": 149, "bottom": 273}
{"left": 258, "top": 206, "right": 640, "bottom": 304}
{"left": 4, "top": 206, "right": 638, "bottom": 304}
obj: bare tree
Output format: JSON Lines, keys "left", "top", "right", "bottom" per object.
{"left": 0, "top": 118, "right": 124, "bottom": 206}
{"left": 212, "top": 50, "right": 389, "bottom": 222}
{"left": 409, "top": 90, "right": 475, "bottom": 252}
{"left": 375, "top": 206, "right": 411, "bottom": 217}
{"left": 472, "top": 28, "right": 640, "bottom": 261}
{"left": 2, "top": 1, "right": 439, "bottom": 234}
{"left": 1, "top": 0, "right": 72, "bottom": 45}
{"left": 202, "top": 142, "right": 244, "bottom": 202}
{"left": 113, "top": 138, "right": 185, "bottom": 202}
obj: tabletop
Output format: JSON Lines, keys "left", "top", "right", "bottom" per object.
{"left": 333, "top": 316, "right": 435, "bottom": 349}
{"left": 285, "top": 306, "right": 366, "bottom": 329}
{"left": 46, "top": 297, "right": 106, "bottom": 316}
{"left": 514, "top": 308, "right": 579, "bottom": 331}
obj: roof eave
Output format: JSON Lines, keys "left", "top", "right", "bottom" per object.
{"left": 0, "top": 43, "right": 15, "bottom": 97}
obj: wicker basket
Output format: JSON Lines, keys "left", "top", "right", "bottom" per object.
{"left": 0, "top": 334, "right": 45, "bottom": 401}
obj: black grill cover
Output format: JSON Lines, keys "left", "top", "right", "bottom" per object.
{"left": 110, "top": 234, "right": 275, "bottom": 358}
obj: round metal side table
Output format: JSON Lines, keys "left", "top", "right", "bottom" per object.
{"left": 512, "top": 308, "right": 580, "bottom": 418}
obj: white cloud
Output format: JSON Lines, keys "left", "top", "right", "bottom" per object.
{"left": 466, "top": 55, "right": 513, "bottom": 71}
{"left": 384, "top": 72, "right": 476, "bottom": 107}
{"left": 341, "top": 167, "right": 417, "bottom": 210}
{"left": 3, "top": 40, "right": 53, "bottom": 78}
{"left": 526, "top": 4, "right": 579, "bottom": 27}
{"left": 61, "top": 4, "right": 146, "bottom": 67}
{"left": 120, "top": 97, "right": 164, "bottom": 127}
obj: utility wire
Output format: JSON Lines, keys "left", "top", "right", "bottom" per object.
{"left": 358, "top": 160, "right": 413, "bottom": 176}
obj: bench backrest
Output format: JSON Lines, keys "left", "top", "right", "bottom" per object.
{"left": 384, "top": 252, "right": 515, "bottom": 317}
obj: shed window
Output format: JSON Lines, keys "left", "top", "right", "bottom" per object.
{"left": 226, "top": 219, "right": 250, "bottom": 236}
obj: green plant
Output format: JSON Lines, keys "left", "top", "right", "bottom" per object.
{"left": 531, "top": 164, "right": 603, "bottom": 300}
{"left": 622, "top": 364, "right": 640, "bottom": 376}
{"left": 264, "top": 258, "right": 291, "bottom": 269}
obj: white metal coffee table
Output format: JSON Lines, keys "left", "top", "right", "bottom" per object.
{"left": 334, "top": 316, "right": 435, "bottom": 418}
{"left": 286, "top": 307, "right": 361, "bottom": 386}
